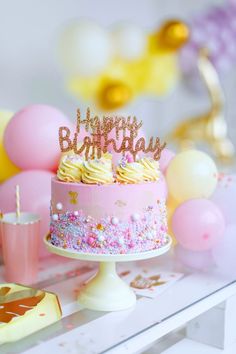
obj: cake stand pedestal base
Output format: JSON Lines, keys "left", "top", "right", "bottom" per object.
{"left": 79, "top": 261, "right": 136, "bottom": 311}
{"left": 44, "top": 235, "right": 171, "bottom": 311}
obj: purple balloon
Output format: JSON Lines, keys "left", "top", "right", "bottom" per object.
{"left": 180, "top": 1, "right": 236, "bottom": 82}
{"left": 175, "top": 244, "right": 213, "bottom": 270}
{"left": 213, "top": 54, "right": 233, "bottom": 73}
{"left": 172, "top": 199, "right": 225, "bottom": 251}
{"left": 228, "top": 0, "right": 236, "bottom": 7}
{"left": 212, "top": 224, "right": 236, "bottom": 276}
{"left": 211, "top": 174, "right": 236, "bottom": 225}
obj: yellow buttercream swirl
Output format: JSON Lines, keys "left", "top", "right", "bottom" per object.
{"left": 116, "top": 162, "right": 144, "bottom": 184}
{"left": 138, "top": 157, "right": 160, "bottom": 181}
{"left": 100, "top": 152, "right": 112, "bottom": 167}
{"left": 82, "top": 159, "right": 114, "bottom": 184}
{"left": 57, "top": 154, "right": 83, "bottom": 182}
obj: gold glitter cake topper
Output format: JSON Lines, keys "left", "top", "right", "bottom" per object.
{"left": 59, "top": 108, "right": 166, "bottom": 161}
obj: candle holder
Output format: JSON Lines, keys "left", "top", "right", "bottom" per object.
{"left": 0, "top": 185, "right": 40, "bottom": 284}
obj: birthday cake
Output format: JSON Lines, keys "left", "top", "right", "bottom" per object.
{"left": 49, "top": 109, "right": 169, "bottom": 255}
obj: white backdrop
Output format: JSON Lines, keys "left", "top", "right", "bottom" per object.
{"left": 1, "top": 0, "right": 235, "bottom": 143}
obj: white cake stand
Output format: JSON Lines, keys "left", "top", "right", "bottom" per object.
{"left": 44, "top": 235, "right": 172, "bottom": 311}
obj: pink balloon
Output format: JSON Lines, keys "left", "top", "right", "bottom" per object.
{"left": 211, "top": 174, "right": 236, "bottom": 225}
{"left": 175, "top": 244, "right": 213, "bottom": 270}
{"left": 159, "top": 148, "right": 175, "bottom": 174}
{"left": 0, "top": 170, "right": 54, "bottom": 258}
{"left": 172, "top": 199, "right": 225, "bottom": 251}
{"left": 212, "top": 224, "right": 236, "bottom": 276}
{"left": 4, "top": 104, "right": 73, "bottom": 171}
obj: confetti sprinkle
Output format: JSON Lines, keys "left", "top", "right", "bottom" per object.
{"left": 49, "top": 199, "right": 168, "bottom": 255}
{"left": 66, "top": 323, "right": 74, "bottom": 330}
{"left": 56, "top": 203, "right": 63, "bottom": 211}
{"left": 96, "top": 223, "right": 104, "bottom": 231}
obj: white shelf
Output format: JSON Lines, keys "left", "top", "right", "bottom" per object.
{"left": 161, "top": 339, "right": 236, "bottom": 354}
{"left": 0, "top": 252, "right": 235, "bottom": 354}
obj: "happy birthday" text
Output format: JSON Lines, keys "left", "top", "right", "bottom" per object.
{"left": 59, "top": 108, "right": 166, "bottom": 161}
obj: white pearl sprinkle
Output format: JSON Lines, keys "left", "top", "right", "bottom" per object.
{"left": 74, "top": 211, "right": 79, "bottom": 216}
{"left": 56, "top": 202, "right": 63, "bottom": 211}
{"left": 111, "top": 217, "right": 119, "bottom": 225}
{"left": 131, "top": 213, "right": 140, "bottom": 221}
{"left": 52, "top": 214, "right": 59, "bottom": 221}
{"left": 98, "top": 235, "right": 105, "bottom": 242}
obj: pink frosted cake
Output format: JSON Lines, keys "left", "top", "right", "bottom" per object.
{"left": 48, "top": 109, "right": 169, "bottom": 255}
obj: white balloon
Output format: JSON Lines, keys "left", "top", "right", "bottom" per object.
{"left": 112, "top": 23, "right": 147, "bottom": 61}
{"left": 59, "top": 20, "right": 112, "bottom": 77}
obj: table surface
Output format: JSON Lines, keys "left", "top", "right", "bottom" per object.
{"left": 0, "top": 249, "right": 236, "bottom": 354}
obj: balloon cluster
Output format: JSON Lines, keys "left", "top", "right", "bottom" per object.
{"left": 170, "top": 2, "right": 236, "bottom": 164}
{"left": 0, "top": 105, "right": 73, "bottom": 258}
{"left": 165, "top": 149, "right": 236, "bottom": 274}
{"left": 170, "top": 50, "right": 235, "bottom": 164}
{"left": 180, "top": 2, "right": 236, "bottom": 79}
{"left": 58, "top": 20, "right": 189, "bottom": 110}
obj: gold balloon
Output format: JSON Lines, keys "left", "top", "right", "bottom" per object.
{"left": 168, "top": 49, "right": 235, "bottom": 164}
{"left": 66, "top": 29, "right": 183, "bottom": 109}
{"left": 154, "top": 20, "right": 190, "bottom": 51}
{"left": 98, "top": 80, "right": 132, "bottom": 110}
{"left": 67, "top": 58, "right": 127, "bottom": 101}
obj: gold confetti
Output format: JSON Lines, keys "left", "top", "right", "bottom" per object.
{"left": 130, "top": 274, "right": 166, "bottom": 289}
{"left": 96, "top": 223, "right": 104, "bottom": 231}
{"left": 68, "top": 191, "right": 78, "bottom": 205}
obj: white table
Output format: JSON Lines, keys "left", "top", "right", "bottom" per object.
{"left": 1, "top": 249, "right": 236, "bottom": 354}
